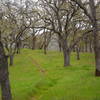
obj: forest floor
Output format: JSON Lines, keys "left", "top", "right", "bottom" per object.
{"left": 6, "top": 49, "right": 100, "bottom": 100}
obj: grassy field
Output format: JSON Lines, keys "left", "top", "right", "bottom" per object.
{"left": 3, "top": 49, "right": 100, "bottom": 100}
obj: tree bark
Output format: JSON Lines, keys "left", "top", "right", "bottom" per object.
{"left": 44, "top": 44, "right": 47, "bottom": 55}
{"left": 85, "top": 38, "right": 88, "bottom": 52}
{"left": 0, "top": 42, "right": 12, "bottom": 100}
{"left": 9, "top": 55, "right": 14, "bottom": 66}
{"left": 94, "top": 30, "right": 100, "bottom": 76}
{"left": 89, "top": 0, "right": 100, "bottom": 76}
{"left": 89, "top": 39, "right": 93, "bottom": 53}
{"left": 94, "top": 31, "right": 100, "bottom": 76}
{"left": 32, "top": 36, "right": 36, "bottom": 50}
{"left": 61, "top": 39, "right": 70, "bottom": 67}
{"left": 43, "top": 31, "right": 47, "bottom": 55}
{"left": 16, "top": 40, "right": 21, "bottom": 54}
{"left": 59, "top": 42, "right": 62, "bottom": 52}
{"left": 63, "top": 49, "right": 70, "bottom": 67}
{"left": 58, "top": 37, "right": 62, "bottom": 52}
{"left": 76, "top": 46, "right": 80, "bottom": 60}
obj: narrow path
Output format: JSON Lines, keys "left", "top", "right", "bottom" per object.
{"left": 32, "top": 58, "right": 47, "bottom": 76}
{"left": 28, "top": 56, "right": 47, "bottom": 100}
{"left": 29, "top": 56, "right": 47, "bottom": 76}
{"left": 29, "top": 56, "right": 58, "bottom": 100}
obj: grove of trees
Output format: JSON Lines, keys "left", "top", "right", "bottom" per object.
{"left": 0, "top": 0, "right": 100, "bottom": 100}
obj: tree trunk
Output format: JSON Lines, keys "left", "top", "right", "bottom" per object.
{"left": 89, "top": 39, "right": 93, "bottom": 53}
{"left": 16, "top": 40, "right": 21, "bottom": 54}
{"left": 84, "top": 37, "right": 88, "bottom": 52}
{"left": 44, "top": 44, "right": 47, "bottom": 55}
{"left": 9, "top": 55, "right": 14, "bottom": 66}
{"left": 63, "top": 49, "right": 70, "bottom": 67}
{"left": 94, "top": 30, "right": 100, "bottom": 76}
{"left": 89, "top": 0, "right": 100, "bottom": 76}
{"left": 44, "top": 32, "right": 47, "bottom": 55}
{"left": 32, "top": 36, "right": 36, "bottom": 50}
{"left": 59, "top": 42, "right": 62, "bottom": 52}
{"left": 76, "top": 47, "right": 80, "bottom": 60}
{"left": 0, "top": 42, "right": 12, "bottom": 100}
{"left": 58, "top": 38, "right": 62, "bottom": 52}
{"left": 16, "top": 48, "right": 20, "bottom": 54}
{"left": 61, "top": 39, "right": 70, "bottom": 67}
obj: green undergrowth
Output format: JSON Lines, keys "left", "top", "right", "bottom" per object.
{"left": 1, "top": 49, "right": 100, "bottom": 100}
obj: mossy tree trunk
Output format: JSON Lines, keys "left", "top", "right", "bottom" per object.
{"left": 0, "top": 41, "right": 12, "bottom": 100}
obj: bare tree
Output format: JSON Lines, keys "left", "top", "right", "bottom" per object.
{"left": 0, "top": 0, "right": 38, "bottom": 66}
{"left": 37, "top": 0, "right": 91, "bottom": 66}
{"left": 71, "top": 0, "right": 100, "bottom": 76}
{"left": 0, "top": 7, "right": 12, "bottom": 99}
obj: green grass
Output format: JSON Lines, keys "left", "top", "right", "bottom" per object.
{"left": 1, "top": 49, "right": 100, "bottom": 100}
